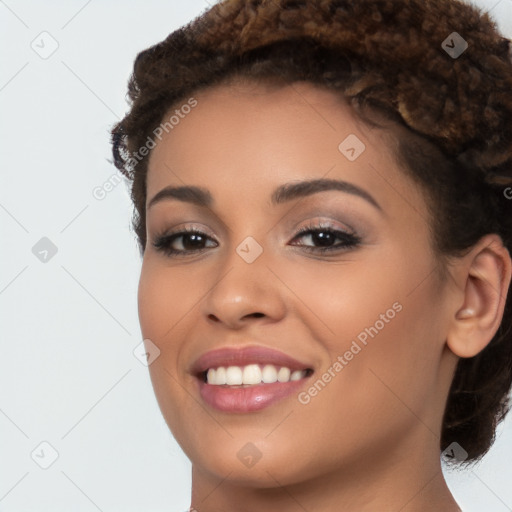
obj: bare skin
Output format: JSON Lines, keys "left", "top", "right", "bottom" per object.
{"left": 138, "top": 80, "right": 511, "bottom": 511}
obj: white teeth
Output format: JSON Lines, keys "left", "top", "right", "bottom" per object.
{"left": 206, "top": 368, "right": 216, "bottom": 384}
{"left": 277, "top": 367, "right": 291, "bottom": 382}
{"left": 226, "top": 366, "right": 243, "bottom": 385}
{"left": 215, "top": 367, "right": 226, "bottom": 385}
{"left": 242, "top": 364, "right": 262, "bottom": 385}
{"left": 262, "top": 364, "right": 278, "bottom": 383}
{"left": 205, "top": 364, "right": 308, "bottom": 386}
{"left": 290, "top": 370, "right": 303, "bottom": 381}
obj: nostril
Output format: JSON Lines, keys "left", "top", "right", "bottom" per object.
{"left": 250, "top": 313, "right": 265, "bottom": 318}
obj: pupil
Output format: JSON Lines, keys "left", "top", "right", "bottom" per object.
{"left": 184, "top": 234, "right": 204, "bottom": 249}
{"left": 314, "top": 231, "right": 333, "bottom": 246}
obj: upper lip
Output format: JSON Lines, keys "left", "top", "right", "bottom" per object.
{"left": 190, "top": 345, "right": 314, "bottom": 377}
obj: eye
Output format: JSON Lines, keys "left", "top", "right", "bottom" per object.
{"left": 152, "top": 222, "right": 361, "bottom": 257}
{"left": 152, "top": 226, "right": 217, "bottom": 257}
{"left": 289, "top": 222, "right": 361, "bottom": 253}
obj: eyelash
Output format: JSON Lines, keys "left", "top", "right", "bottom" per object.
{"left": 152, "top": 222, "right": 362, "bottom": 258}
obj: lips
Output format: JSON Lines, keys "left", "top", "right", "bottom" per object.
{"left": 190, "top": 345, "right": 315, "bottom": 413}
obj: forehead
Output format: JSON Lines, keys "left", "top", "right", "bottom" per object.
{"left": 145, "top": 80, "right": 424, "bottom": 212}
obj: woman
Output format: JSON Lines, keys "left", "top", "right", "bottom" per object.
{"left": 111, "top": 0, "right": 512, "bottom": 510}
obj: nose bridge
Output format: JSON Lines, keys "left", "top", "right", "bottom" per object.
{"left": 199, "top": 230, "right": 286, "bottom": 326}
{"left": 219, "top": 209, "right": 270, "bottom": 278}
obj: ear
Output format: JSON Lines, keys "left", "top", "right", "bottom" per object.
{"left": 446, "top": 234, "right": 512, "bottom": 358}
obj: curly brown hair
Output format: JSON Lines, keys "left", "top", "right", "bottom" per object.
{"left": 111, "top": 0, "right": 512, "bottom": 465}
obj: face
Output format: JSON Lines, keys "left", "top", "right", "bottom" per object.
{"left": 138, "top": 80, "right": 456, "bottom": 487}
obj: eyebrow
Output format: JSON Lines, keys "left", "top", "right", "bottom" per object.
{"left": 147, "top": 178, "right": 382, "bottom": 212}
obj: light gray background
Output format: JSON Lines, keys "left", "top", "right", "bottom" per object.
{"left": 1, "top": 1, "right": 511, "bottom": 510}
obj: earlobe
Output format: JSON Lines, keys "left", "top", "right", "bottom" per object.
{"left": 446, "top": 234, "right": 512, "bottom": 359}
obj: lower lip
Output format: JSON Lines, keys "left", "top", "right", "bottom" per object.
{"left": 197, "top": 377, "right": 311, "bottom": 413}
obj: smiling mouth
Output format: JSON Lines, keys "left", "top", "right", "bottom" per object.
{"left": 191, "top": 345, "right": 316, "bottom": 412}
{"left": 198, "top": 364, "right": 314, "bottom": 386}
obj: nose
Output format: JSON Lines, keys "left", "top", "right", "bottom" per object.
{"left": 199, "top": 250, "right": 287, "bottom": 330}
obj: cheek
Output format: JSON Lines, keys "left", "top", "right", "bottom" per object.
{"left": 138, "top": 258, "right": 199, "bottom": 341}
{"left": 284, "top": 248, "right": 444, "bottom": 413}
{"left": 137, "top": 259, "right": 195, "bottom": 396}
{"left": 138, "top": 258, "right": 162, "bottom": 338}
{"left": 137, "top": 259, "right": 199, "bottom": 440}
{"left": 277, "top": 251, "right": 407, "bottom": 347}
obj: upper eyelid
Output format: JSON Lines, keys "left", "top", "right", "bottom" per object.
{"left": 163, "top": 219, "right": 351, "bottom": 235}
